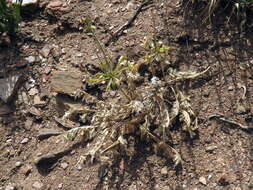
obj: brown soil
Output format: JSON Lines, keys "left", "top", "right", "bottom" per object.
{"left": 1, "top": 0, "right": 253, "bottom": 190}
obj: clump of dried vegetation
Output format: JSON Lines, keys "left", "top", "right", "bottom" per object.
{"left": 63, "top": 18, "right": 210, "bottom": 172}
{"left": 183, "top": 0, "right": 253, "bottom": 32}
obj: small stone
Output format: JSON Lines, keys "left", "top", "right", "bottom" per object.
{"left": 61, "top": 162, "right": 68, "bottom": 169}
{"left": 33, "top": 181, "right": 44, "bottom": 189}
{"left": 20, "top": 138, "right": 29, "bottom": 144}
{"left": 76, "top": 164, "right": 82, "bottom": 171}
{"left": 33, "top": 95, "right": 46, "bottom": 106}
{"left": 24, "top": 119, "right": 33, "bottom": 130}
{"left": 205, "top": 145, "right": 217, "bottom": 153}
{"left": 235, "top": 104, "right": 246, "bottom": 114}
{"left": 47, "top": 1, "right": 63, "bottom": 8}
{"left": 37, "top": 128, "right": 62, "bottom": 140}
{"left": 58, "top": 183, "right": 63, "bottom": 189}
{"left": 161, "top": 166, "right": 168, "bottom": 175}
{"left": 228, "top": 86, "right": 233, "bottom": 91}
{"left": 5, "top": 185, "right": 15, "bottom": 190}
{"left": 25, "top": 56, "right": 36, "bottom": 64}
{"left": 41, "top": 45, "right": 52, "bottom": 58}
{"left": 199, "top": 176, "right": 207, "bottom": 185}
{"left": 15, "top": 161, "right": 22, "bottom": 167}
{"left": 76, "top": 53, "right": 83, "bottom": 57}
{"left": 28, "top": 88, "right": 38, "bottom": 96}
{"left": 6, "top": 139, "right": 12, "bottom": 143}
{"left": 44, "top": 67, "right": 51, "bottom": 75}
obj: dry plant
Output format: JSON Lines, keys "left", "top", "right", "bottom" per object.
{"left": 183, "top": 0, "right": 253, "bottom": 31}
{"left": 60, "top": 37, "right": 211, "bottom": 171}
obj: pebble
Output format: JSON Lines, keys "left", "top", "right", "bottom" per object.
{"left": 76, "top": 164, "right": 82, "bottom": 171}
{"left": 47, "top": 1, "right": 63, "bottom": 8}
{"left": 28, "top": 88, "right": 38, "bottom": 96}
{"left": 161, "top": 166, "right": 168, "bottom": 175}
{"left": 25, "top": 56, "right": 36, "bottom": 64}
{"left": 15, "top": 161, "right": 22, "bottom": 167}
{"left": 60, "top": 162, "right": 68, "bottom": 169}
{"left": 24, "top": 119, "right": 33, "bottom": 130}
{"left": 76, "top": 53, "right": 83, "bottom": 57}
{"left": 6, "top": 139, "right": 12, "bottom": 143}
{"left": 58, "top": 183, "right": 63, "bottom": 189}
{"left": 199, "top": 176, "right": 207, "bottom": 185}
{"left": 20, "top": 138, "right": 29, "bottom": 144}
{"left": 32, "top": 181, "right": 44, "bottom": 189}
{"left": 33, "top": 95, "right": 46, "bottom": 106}
{"left": 205, "top": 145, "right": 217, "bottom": 153}
{"left": 228, "top": 86, "right": 234, "bottom": 91}
{"left": 235, "top": 103, "right": 247, "bottom": 114}
{"left": 5, "top": 185, "right": 15, "bottom": 190}
{"left": 41, "top": 45, "right": 52, "bottom": 58}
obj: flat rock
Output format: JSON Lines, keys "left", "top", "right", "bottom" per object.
{"left": 199, "top": 176, "right": 207, "bottom": 185}
{"left": 47, "top": 1, "right": 63, "bottom": 9}
{"left": 0, "top": 75, "right": 23, "bottom": 103}
{"left": 50, "top": 71, "right": 83, "bottom": 96}
{"left": 37, "top": 128, "right": 62, "bottom": 140}
{"left": 41, "top": 45, "right": 52, "bottom": 58}
{"left": 12, "top": 0, "right": 39, "bottom": 11}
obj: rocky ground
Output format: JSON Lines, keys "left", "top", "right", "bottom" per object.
{"left": 0, "top": 0, "right": 253, "bottom": 190}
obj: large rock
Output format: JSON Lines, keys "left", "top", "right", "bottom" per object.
{"left": 0, "top": 75, "right": 23, "bottom": 103}
{"left": 50, "top": 71, "right": 83, "bottom": 96}
{"left": 12, "top": 0, "right": 39, "bottom": 12}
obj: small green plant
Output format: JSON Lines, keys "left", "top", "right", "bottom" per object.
{"left": 142, "top": 38, "right": 172, "bottom": 77}
{"left": 0, "top": 0, "right": 22, "bottom": 35}
{"left": 83, "top": 17, "right": 130, "bottom": 91}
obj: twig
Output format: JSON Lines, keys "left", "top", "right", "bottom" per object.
{"left": 105, "top": 0, "right": 153, "bottom": 46}
{"left": 209, "top": 114, "right": 252, "bottom": 132}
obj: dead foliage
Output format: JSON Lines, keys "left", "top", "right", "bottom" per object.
{"left": 59, "top": 39, "right": 210, "bottom": 172}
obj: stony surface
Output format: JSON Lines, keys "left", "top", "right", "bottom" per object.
{"left": 50, "top": 71, "right": 83, "bottom": 95}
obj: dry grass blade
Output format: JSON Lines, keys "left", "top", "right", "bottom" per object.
{"left": 168, "top": 66, "right": 210, "bottom": 83}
